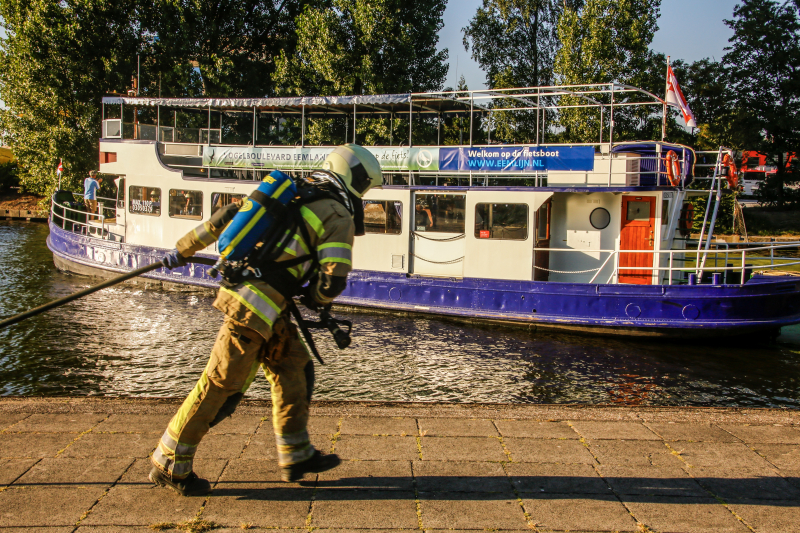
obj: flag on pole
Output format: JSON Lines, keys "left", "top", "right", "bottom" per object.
{"left": 666, "top": 65, "right": 697, "bottom": 128}
{"left": 56, "top": 159, "right": 63, "bottom": 177}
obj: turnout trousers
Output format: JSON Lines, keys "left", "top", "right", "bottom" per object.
{"left": 151, "top": 314, "right": 314, "bottom": 479}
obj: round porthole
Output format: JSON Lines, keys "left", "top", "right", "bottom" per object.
{"left": 590, "top": 207, "right": 611, "bottom": 229}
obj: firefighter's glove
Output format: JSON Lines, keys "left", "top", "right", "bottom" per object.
{"left": 298, "top": 285, "right": 321, "bottom": 312}
{"left": 162, "top": 249, "right": 186, "bottom": 270}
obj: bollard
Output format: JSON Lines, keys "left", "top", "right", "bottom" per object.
{"left": 712, "top": 273, "right": 721, "bottom": 285}
{"left": 688, "top": 273, "right": 697, "bottom": 286}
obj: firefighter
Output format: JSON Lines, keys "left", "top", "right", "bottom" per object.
{"left": 149, "top": 144, "right": 382, "bottom": 496}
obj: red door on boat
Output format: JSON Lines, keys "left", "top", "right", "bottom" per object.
{"left": 619, "top": 196, "right": 655, "bottom": 285}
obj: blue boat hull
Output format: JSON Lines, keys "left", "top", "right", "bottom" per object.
{"left": 47, "top": 221, "right": 800, "bottom": 338}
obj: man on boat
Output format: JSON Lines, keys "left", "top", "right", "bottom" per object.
{"left": 149, "top": 144, "right": 382, "bottom": 496}
{"left": 83, "top": 171, "right": 102, "bottom": 220}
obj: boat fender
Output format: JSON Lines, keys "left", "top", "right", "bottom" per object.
{"left": 665, "top": 150, "right": 681, "bottom": 186}
{"left": 722, "top": 153, "right": 738, "bottom": 190}
{"left": 217, "top": 170, "right": 298, "bottom": 261}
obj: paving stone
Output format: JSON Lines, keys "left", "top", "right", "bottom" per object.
{"left": 77, "top": 528, "right": 174, "bottom": 532}
{"left": 215, "top": 458, "right": 292, "bottom": 490}
{"left": 0, "top": 458, "right": 39, "bottom": 485}
{"left": 523, "top": 494, "right": 638, "bottom": 532}
{"left": 727, "top": 499, "right": 800, "bottom": 532}
{"left": 419, "top": 492, "right": 529, "bottom": 529}
{"left": 117, "top": 458, "right": 227, "bottom": 489}
{"left": 17, "top": 528, "right": 77, "bottom": 532}
{"left": 0, "top": 486, "right": 107, "bottom": 526}
{"left": 647, "top": 422, "right": 740, "bottom": 442}
{"left": 494, "top": 420, "right": 578, "bottom": 439}
{"left": 780, "top": 469, "right": 800, "bottom": 490}
{"left": 312, "top": 489, "right": 418, "bottom": 529}
{"left": 570, "top": 421, "right": 660, "bottom": 441}
{"left": 691, "top": 466, "right": 800, "bottom": 500}
{"left": 15, "top": 457, "right": 133, "bottom": 487}
{"left": 92, "top": 414, "right": 172, "bottom": 434}
{"left": 11, "top": 413, "right": 107, "bottom": 433}
{"left": 0, "top": 433, "right": 77, "bottom": 458}
{"left": 624, "top": 496, "right": 750, "bottom": 532}
{"left": 420, "top": 436, "right": 506, "bottom": 462}
{"left": 418, "top": 418, "right": 497, "bottom": 437}
{"left": 504, "top": 437, "right": 595, "bottom": 464}
{"left": 61, "top": 433, "right": 156, "bottom": 459}
{"left": 334, "top": 435, "right": 420, "bottom": 461}
{"left": 317, "top": 459, "right": 412, "bottom": 491}
{"left": 597, "top": 464, "right": 706, "bottom": 497}
{"left": 307, "top": 416, "right": 340, "bottom": 436}
{"left": 193, "top": 433, "right": 249, "bottom": 460}
{"left": 720, "top": 424, "right": 800, "bottom": 444}
{"left": 81, "top": 486, "right": 204, "bottom": 526}
{"left": 238, "top": 431, "right": 277, "bottom": 460}
{"left": 413, "top": 460, "right": 510, "bottom": 492}
{"left": 207, "top": 414, "right": 263, "bottom": 435}
{"left": 204, "top": 488, "right": 312, "bottom": 529}
{"left": 311, "top": 433, "right": 336, "bottom": 454}
{"left": 678, "top": 442, "right": 771, "bottom": 469}
{"left": 586, "top": 439, "right": 682, "bottom": 467}
{"left": 506, "top": 462, "right": 610, "bottom": 494}
{"left": 752, "top": 444, "right": 800, "bottom": 469}
{"left": 0, "top": 413, "right": 28, "bottom": 431}
{"left": 339, "top": 416, "right": 418, "bottom": 436}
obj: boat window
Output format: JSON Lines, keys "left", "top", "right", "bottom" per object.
{"left": 363, "top": 200, "right": 402, "bottom": 234}
{"left": 474, "top": 203, "right": 528, "bottom": 240}
{"left": 627, "top": 201, "right": 650, "bottom": 221}
{"left": 590, "top": 207, "right": 611, "bottom": 230}
{"left": 211, "top": 193, "right": 246, "bottom": 215}
{"left": 129, "top": 186, "right": 161, "bottom": 216}
{"left": 414, "top": 194, "right": 465, "bottom": 233}
{"left": 661, "top": 200, "right": 669, "bottom": 227}
{"left": 169, "top": 190, "right": 203, "bottom": 220}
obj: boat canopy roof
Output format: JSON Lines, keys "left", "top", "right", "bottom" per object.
{"left": 101, "top": 93, "right": 486, "bottom": 116}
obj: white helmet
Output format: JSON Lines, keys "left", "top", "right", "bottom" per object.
{"left": 323, "top": 144, "right": 383, "bottom": 198}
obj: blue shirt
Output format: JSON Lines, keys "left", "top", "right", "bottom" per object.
{"left": 84, "top": 178, "right": 99, "bottom": 200}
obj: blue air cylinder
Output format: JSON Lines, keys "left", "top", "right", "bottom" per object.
{"left": 217, "top": 170, "right": 297, "bottom": 261}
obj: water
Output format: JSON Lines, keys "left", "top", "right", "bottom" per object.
{"left": 2, "top": 220, "right": 800, "bottom": 407}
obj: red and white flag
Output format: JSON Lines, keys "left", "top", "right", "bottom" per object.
{"left": 56, "top": 159, "right": 63, "bottom": 176}
{"left": 666, "top": 65, "right": 696, "bottom": 128}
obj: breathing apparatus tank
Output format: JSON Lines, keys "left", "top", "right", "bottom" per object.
{"left": 208, "top": 170, "right": 297, "bottom": 277}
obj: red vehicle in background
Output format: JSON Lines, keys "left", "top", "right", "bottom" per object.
{"left": 740, "top": 151, "right": 797, "bottom": 196}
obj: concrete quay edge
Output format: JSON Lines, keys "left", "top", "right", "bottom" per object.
{"left": 0, "top": 396, "right": 798, "bottom": 425}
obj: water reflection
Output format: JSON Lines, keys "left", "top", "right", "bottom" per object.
{"left": 1, "top": 220, "right": 799, "bottom": 406}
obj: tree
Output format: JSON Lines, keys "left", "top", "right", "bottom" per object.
{"left": 463, "top": 0, "right": 561, "bottom": 89}
{"left": 274, "top": 0, "right": 449, "bottom": 145}
{"left": 0, "top": 0, "right": 142, "bottom": 196}
{"left": 723, "top": 0, "right": 800, "bottom": 207}
{"left": 553, "top": 0, "right": 661, "bottom": 143}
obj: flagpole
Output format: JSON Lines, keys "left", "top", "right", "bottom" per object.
{"left": 662, "top": 55, "right": 669, "bottom": 142}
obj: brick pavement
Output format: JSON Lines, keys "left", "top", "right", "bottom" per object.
{"left": 0, "top": 399, "right": 797, "bottom": 532}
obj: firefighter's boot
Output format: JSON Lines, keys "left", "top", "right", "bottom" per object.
{"left": 149, "top": 466, "right": 211, "bottom": 496}
{"left": 281, "top": 450, "right": 341, "bottom": 482}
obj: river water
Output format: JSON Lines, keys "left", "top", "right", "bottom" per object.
{"left": 1, "top": 220, "right": 800, "bottom": 407}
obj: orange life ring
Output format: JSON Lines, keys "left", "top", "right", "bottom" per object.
{"left": 665, "top": 150, "right": 681, "bottom": 186}
{"left": 722, "top": 153, "right": 738, "bottom": 189}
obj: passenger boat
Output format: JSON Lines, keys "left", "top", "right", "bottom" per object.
{"left": 47, "top": 85, "right": 800, "bottom": 338}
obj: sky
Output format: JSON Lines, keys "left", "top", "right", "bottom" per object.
{"left": 439, "top": 0, "right": 741, "bottom": 90}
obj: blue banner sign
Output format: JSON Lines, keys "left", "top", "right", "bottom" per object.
{"left": 439, "top": 146, "right": 595, "bottom": 172}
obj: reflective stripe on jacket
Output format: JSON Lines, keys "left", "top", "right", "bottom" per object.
{"left": 174, "top": 198, "right": 355, "bottom": 340}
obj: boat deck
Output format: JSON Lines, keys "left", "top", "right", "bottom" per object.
{"left": 0, "top": 398, "right": 798, "bottom": 531}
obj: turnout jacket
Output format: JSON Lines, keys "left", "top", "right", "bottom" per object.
{"left": 175, "top": 198, "right": 355, "bottom": 340}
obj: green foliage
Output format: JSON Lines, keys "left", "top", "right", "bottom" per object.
{"left": 552, "top": 0, "right": 661, "bottom": 143}
{"left": 0, "top": 162, "right": 19, "bottom": 193}
{"left": 689, "top": 192, "right": 737, "bottom": 234}
{"left": 274, "top": 0, "right": 449, "bottom": 146}
{"left": 0, "top": 0, "right": 142, "bottom": 196}
{"left": 723, "top": 0, "right": 800, "bottom": 207}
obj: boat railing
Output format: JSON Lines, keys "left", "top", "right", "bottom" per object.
{"left": 50, "top": 193, "right": 119, "bottom": 240}
{"left": 536, "top": 241, "right": 800, "bottom": 285}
